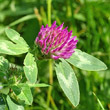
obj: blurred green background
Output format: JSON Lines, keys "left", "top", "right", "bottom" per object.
{"left": 0, "top": 0, "right": 110, "bottom": 110}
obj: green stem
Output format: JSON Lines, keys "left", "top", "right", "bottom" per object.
{"left": 47, "top": 0, "right": 52, "bottom": 26}
{"left": 46, "top": 1, "right": 57, "bottom": 109}
{"left": 47, "top": 59, "right": 53, "bottom": 107}
{"left": 49, "top": 59, "right": 53, "bottom": 85}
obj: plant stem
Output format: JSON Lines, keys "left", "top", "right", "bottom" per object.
{"left": 47, "top": 0, "right": 52, "bottom": 26}
{"left": 47, "top": 59, "right": 53, "bottom": 107}
{"left": 50, "top": 96, "right": 58, "bottom": 110}
{"left": 46, "top": 0, "right": 56, "bottom": 109}
{"left": 49, "top": 59, "right": 53, "bottom": 85}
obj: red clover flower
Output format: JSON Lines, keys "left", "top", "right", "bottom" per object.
{"left": 35, "top": 21, "right": 78, "bottom": 60}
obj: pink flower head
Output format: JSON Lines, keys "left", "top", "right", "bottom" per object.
{"left": 35, "top": 21, "right": 78, "bottom": 60}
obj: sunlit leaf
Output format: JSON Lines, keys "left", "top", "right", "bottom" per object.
{"left": 0, "top": 40, "right": 28, "bottom": 55}
{"left": 5, "top": 28, "right": 29, "bottom": 47}
{"left": 6, "top": 95, "right": 24, "bottom": 110}
{"left": 12, "top": 84, "right": 33, "bottom": 105}
{"left": 66, "top": 49, "right": 107, "bottom": 71}
{"left": 55, "top": 59, "right": 80, "bottom": 107}
{"left": 0, "top": 87, "right": 9, "bottom": 95}
{"left": 0, "top": 28, "right": 29, "bottom": 55}
{"left": 24, "top": 52, "right": 38, "bottom": 84}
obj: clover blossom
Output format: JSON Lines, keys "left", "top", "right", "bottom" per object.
{"left": 35, "top": 21, "right": 78, "bottom": 60}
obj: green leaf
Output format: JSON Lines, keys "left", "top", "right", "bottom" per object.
{"left": 66, "top": 49, "right": 107, "bottom": 71}
{"left": 5, "top": 28, "right": 20, "bottom": 43}
{"left": 12, "top": 84, "right": 33, "bottom": 105}
{"left": 0, "top": 40, "right": 28, "bottom": 55}
{"left": 5, "top": 28, "right": 29, "bottom": 46}
{"left": 11, "top": 86, "right": 21, "bottom": 95}
{"left": 0, "top": 87, "right": 9, "bottom": 95}
{"left": 93, "top": 92, "right": 105, "bottom": 110}
{"left": 0, "top": 28, "right": 29, "bottom": 55}
{"left": 55, "top": 59, "right": 80, "bottom": 107}
{"left": 0, "top": 56, "right": 9, "bottom": 75}
{"left": 24, "top": 52, "right": 38, "bottom": 84}
{"left": 6, "top": 95, "right": 24, "bottom": 110}
{"left": 8, "top": 14, "right": 36, "bottom": 27}
{"left": 28, "top": 83, "right": 50, "bottom": 88}
{"left": 74, "top": 13, "right": 86, "bottom": 21}
{"left": 0, "top": 94, "right": 7, "bottom": 110}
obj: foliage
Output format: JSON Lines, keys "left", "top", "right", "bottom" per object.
{"left": 0, "top": 0, "right": 110, "bottom": 110}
